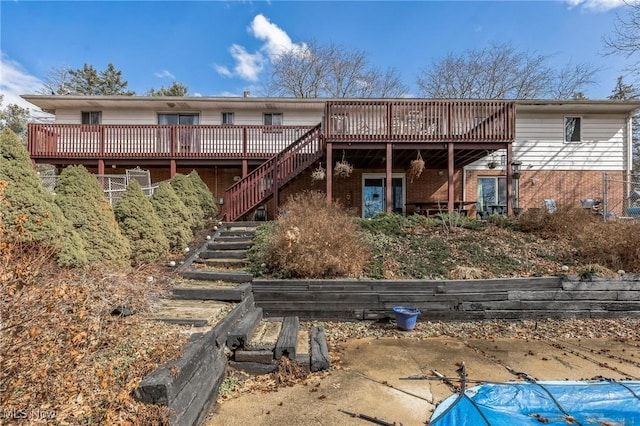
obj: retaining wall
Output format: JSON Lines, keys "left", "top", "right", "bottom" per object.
{"left": 253, "top": 275, "right": 640, "bottom": 320}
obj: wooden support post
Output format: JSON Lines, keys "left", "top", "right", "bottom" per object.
{"left": 273, "top": 154, "right": 279, "bottom": 215}
{"left": 242, "top": 160, "right": 248, "bottom": 178}
{"left": 170, "top": 160, "right": 176, "bottom": 177}
{"left": 448, "top": 142, "right": 454, "bottom": 213}
{"left": 326, "top": 143, "right": 333, "bottom": 204}
{"left": 506, "top": 144, "right": 513, "bottom": 216}
{"left": 98, "top": 159, "right": 105, "bottom": 175}
{"left": 386, "top": 143, "right": 393, "bottom": 213}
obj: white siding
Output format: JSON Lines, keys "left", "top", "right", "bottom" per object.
{"left": 467, "top": 113, "right": 628, "bottom": 171}
{"left": 54, "top": 107, "right": 322, "bottom": 126}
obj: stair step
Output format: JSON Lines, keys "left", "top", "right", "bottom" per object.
{"left": 227, "top": 307, "right": 263, "bottom": 350}
{"left": 179, "top": 270, "right": 253, "bottom": 283}
{"left": 275, "top": 316, "right": 299, "bottom": 359}
{"left": 214, "top": 236, "right": 253, "bottom": 243}
{"left": 198, "top": 250, "right": 247, "bottom": 259}
{"left": 228, "top": 360, "right": 278, "bottom": 375}
{"left": 148, "top": 299, "right": 231, "bottom": 327}
{"left": 295, "top": 329, "right": 310, "bottom": 370}
{"left": 172, "top": 281, "right": 251, "bottom": 302}
{"left": 195, "top": 258, "right": 249, "bottom": 268}
{"left": 245, "top": 319, "right": 282, "bottom": 351}
{"left": 218, "top": 230, "right": 256, "bottom": 238}
{"left": 310, "top": 326, "right": 331, "bottom": 372}
{"left": 208, "top": 241, "right": 252, "bottom": 250}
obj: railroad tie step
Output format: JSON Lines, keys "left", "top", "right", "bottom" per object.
{"left": 275, "top": 316, "right": 299, "bottom": 359}
{"left": 172, "top": 281, "right": 252, "bottom": 302}
{"left": 198, "top": 249, "right": 248, "bottom": 260}
{"left": 179, "top": 270, "right": 254, "bottom": 283}
{"left": 226, "top": 307, "right": 263, "bottom": 350}
{"left": 310, "top": 326, "right": 331, "bottom": 372}
{"left": 207, "top": 241, "right": 252, "bottom": 250}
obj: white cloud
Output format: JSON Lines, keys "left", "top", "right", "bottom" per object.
{"left": 154, "top": 70, "right": 175, "bottom": 79}
{"left": 249, "top": 14, "right": 306, "bottom": 59}
{"left": 214, "top": 14, "right": 306, "bottom": 82}
{"left": 229, "top": 44, "right": 265, "bottom": 81}
{"left": 565, "top": 0, "right": 635, "bottom": 11}
{"left": 0, "top": 53, "right": 49, "bottom": 114}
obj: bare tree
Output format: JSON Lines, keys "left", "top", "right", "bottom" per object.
{"left": 37, "top": 65, "right": 72, "bottom": 95}
{"left": 416, "top": 42, "right": 598, "bottom": 99}
{"left": 265, "top": 41, "right": 407, "bottom": 98}
{"left": 603, "top": 1, "right": 640, "bottom": 79}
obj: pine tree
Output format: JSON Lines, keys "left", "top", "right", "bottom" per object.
{"left": 147, "top": 81, "right": 189, "bottom": 96}
{"left": 170, "top": 173, "right": 203, "bottom": 228}
{"left": 114, "top": 180, "right": 169, "bottom": 265}
{"left": 0, "top": 129, "right": 88, "bottom": 266}
{"left": 66, "top": 63, "right": 134, "bottom": 95}
{"left": 150, "top": 182, "right": 193, "bottom": 252}
{"left": 55, "top": 165, "right": 131, "bottom": 266}
{"left": 188, "top": 170, "right": 218, "bottom": 219}
{"left": 609, "top": 76, "right": 640, "bottom": 173}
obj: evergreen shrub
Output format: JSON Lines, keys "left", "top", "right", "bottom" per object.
{"left": 170, "top": 173, "right": 203, "bottom": 228}
{"left": 187, "top": 170, "right": 218, "bottom": 219}
{"left": 0, "top": 129, "right": 87, "bottom": 267}
{"left": 114, "top": 179, "right": 169, "bottom": 265}
{"left": 150, "top": 182, "right": 193, "bottom": 252}
{"left": 55, "top": 165, "right": 131, "bottom": 266}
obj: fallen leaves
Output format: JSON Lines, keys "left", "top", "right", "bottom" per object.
{"left": 0, "top": 265, "right": 188, "bottom": 425}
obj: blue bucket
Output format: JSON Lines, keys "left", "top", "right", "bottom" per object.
{"left": 393, "top": 306, "right": 420, "bottom": 331}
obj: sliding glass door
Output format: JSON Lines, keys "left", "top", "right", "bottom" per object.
{"left": 362, "top": 174, "right": 405, "bottom": 218}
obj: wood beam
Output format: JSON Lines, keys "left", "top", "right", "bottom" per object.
{"left": 98, "top": 159, "right": 105, "bottom": 175}
{"left": 242, "top": 160, "right": 248, "bottom": 177}
{"left": 170, "top": 160, "right": 176, "bottom": 177}
{"left": 326, "top": 143, "right": 333, "bottom": 204}
{"left": 386, "top": 143, "right": 392, "bottom": 213}
{"left": 506, "top": 144, "right": 513, "bottom": 216}
{"left": 448, "top": 143, "right": 454, "bottom": 212}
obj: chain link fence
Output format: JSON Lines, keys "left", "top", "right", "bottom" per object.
{"left": 602, "top": 172, "right": 640, "bottom": 220}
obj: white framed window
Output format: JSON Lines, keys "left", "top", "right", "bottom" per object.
{"left": 157, "top": 113, "right": 199, "bottom": 125}
{"left": 222, "top": 112, "right": 234, "bottom": 125}
{"left": 81, "top": 111, "right": 102, "bottom": 124}
{"left": 263, "top": 113, "right": 283, "bottom": 126}
{"left": 477, "top": 176, "right": 507, "bottom": 216}
{"left": 564, "top": 116, "right": 582, "bottom": 143}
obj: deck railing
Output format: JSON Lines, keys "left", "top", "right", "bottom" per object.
{"left": 27, "top": 124, "right": 315, "bottom": 159}
{"left": 324, "top": 100, "right": 515, "bottom": 142}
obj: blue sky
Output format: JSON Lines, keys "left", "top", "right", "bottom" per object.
{"left": 0, "top": 0, "right": 637, "bottom": 114}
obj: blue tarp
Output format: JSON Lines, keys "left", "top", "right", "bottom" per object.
{"left": 430, "top": 380, "right": 640, "bottom": 425}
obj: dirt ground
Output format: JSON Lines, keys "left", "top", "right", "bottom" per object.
{"left": 206, "top": 330, "right": 640, "bottom": 425}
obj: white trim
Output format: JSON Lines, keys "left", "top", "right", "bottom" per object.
{"left": 361, "top": 173, "right": 406, "bottom": 218}
{"left": 564, "top": 115, "right": 583, "bottom": 143}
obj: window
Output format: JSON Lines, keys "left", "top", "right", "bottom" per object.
{"left": 157, "top": 113, "right": 199, "bottom": 125}
{"left": 565, "top": 116, "right": 581, "bottom": 142}
{"left": 263, "top": 113, "right": 283, "bottom": 126}
{"left": 222, "top": 112, "right": 234, "bottom": 125}
{"left": 81, "top": 111, "right": 102, "bottom": 124}
{"left": 477, "top": 176, "right": 507, "bottom": 215}
{"left": 331, "top": 113, "right": 348, "bottom": 134}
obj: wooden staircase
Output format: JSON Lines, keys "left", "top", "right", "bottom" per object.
{"left": 225, "top": 124, "right": 323, "bottom": 222}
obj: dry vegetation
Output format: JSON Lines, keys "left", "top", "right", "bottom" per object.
{"left": 250, "top": 197, "right": 640, "bottom": 279}
{"left": 249, "top": 192, "right": 369, "bottom": 278}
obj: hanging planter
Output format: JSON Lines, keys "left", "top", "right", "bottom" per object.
{"left": 409, "top": 151, "right": 425, "bottom": 183}
{"left": 334, "top": 151, "right": 354, "bottom": 178}
{"left": 311, "top": 163, "right": 326, "bottom": 181}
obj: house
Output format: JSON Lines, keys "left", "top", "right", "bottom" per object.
{"left": 22, "top": 95, "right": 640, "bottom": 221}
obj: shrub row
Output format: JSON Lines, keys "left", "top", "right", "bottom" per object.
{"left": 0, "top": 129, "right": 218, "bottom": 267}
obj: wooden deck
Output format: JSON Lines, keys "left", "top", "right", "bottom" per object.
{"left": 28, "top": 124, "right": 315, "bottom": 160}
{"left": 27, "top": 100, "right": 515, "bottom": 161}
